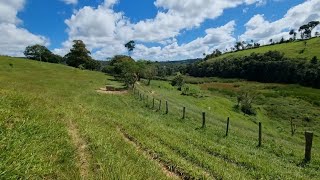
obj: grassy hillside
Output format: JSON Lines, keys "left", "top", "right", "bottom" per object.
{"left": 1, "top": 56, "right": 319, "bottom": 179}
{"left": 207, "top": 37, "right": 320, "bottom": 62}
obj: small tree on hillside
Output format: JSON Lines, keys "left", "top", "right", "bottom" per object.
{"left": 289, "top": 29, "right": 297, "bottom": 40}
{"left": 24, "top": 44, "right": 61, "bottom": 63}
{"left": 115, "top": 60, "right": 138, "bottom": 88}
{"left": 144, "top": 64, "right": 158, "bottom": 85}
{"left": 171, "top": 73, "right": 185, "bottom": 90}
{"left": 64, "top": 40, "right": 99, "bottom": 70}
{"left": 299, "top": 21, "right": 320, "bottom": 39}
{"left": 125, "top": 40, "right": 135, "bottom": 56}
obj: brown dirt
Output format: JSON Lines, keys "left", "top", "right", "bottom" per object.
{"left": 67, "top": 120, "right": 91, "bottom": 179}
{"left": 96, "top": 88, "right": 128, "bottom": 95}
{"left": 117, "top": 127, "right": 181, "bottom": 180}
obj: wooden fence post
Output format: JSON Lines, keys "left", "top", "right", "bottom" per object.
{"left": 202, "top": 112, "right": 206, "bottom": 128}
{"left": 152, "top": 98, "right": 155, "bottom": 109}
{"left": 226, "top": 117, "right": 230, "bottom": 137}
{"left": 258, "top": 122, "right": 262, "bottom": 147}
{"left": 182, "top": 107, "right": 186, "bottom": 119}
{"left": 305, "top": 131, "right": 313, "bottom": 162}
{"left": 165, "top": 101, "right": 168, "bottom": 114}
{"left": 158, "top": 100, "right": 162, "bottom": 111}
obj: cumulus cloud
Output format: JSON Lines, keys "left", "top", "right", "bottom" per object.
{"left": 56, "top": 0, "right": 263, "bottom": 60}
{"left": 61, "top": 0, "right": 78, "bottom": 5}
{"left": 0, "top": 0, "right": 24, "bottom": 24}
{"left": 0, "top": 0, "right": 49, "bottom": 56}
{"left": 240, "top": 0, "right": 320, "bottom": 44}
{"left": 132, "top": 21, "right": 236, "bottom": 61}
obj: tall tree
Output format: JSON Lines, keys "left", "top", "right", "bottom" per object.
{"left": 124, "top": 40, "right": 135, "bottom": 56}
{"left": 64, "top": 40, "right": 93, "bottom": 68}
{"left": 299, "top": 21, "right": 320, "bottom": 39}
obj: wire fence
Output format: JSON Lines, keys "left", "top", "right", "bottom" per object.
{"left": 132, "top": 85, "right": 315, "bottom": 163}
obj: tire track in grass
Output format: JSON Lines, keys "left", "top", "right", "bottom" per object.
{"left": 67, "top": 120, "right": 91, "bottom": 179}
{"left": 117, "top": 126, "right": 186, "bottom": 180}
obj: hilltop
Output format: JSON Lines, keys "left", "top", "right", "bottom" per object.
{"left": 206, "top": 37, "right": 320, "bottom": 62}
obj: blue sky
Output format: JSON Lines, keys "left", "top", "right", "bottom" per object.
{"left": 0, "top": 0, "right": 319, "bottom": 61}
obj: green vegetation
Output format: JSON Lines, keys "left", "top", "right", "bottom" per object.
{"left": 206, "top": 37, "right": 320, "bottom": 62}
{"left": 188, "top": 51, "right": 320, "bottom": 88}
{"left": 1, "top": 56, "right": 319, "bottom": 179}
{"left": 64, "top": 40, "right": 101, "bottom": 71}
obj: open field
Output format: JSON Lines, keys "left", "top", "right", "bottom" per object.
{"left": 1, "top": 56, "right": 319, "bottom": 179}
{"left": 207, "top": 37, "right": 320, "bottom": 62}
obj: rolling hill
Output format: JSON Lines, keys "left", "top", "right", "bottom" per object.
{"left": 207, "top": 37, "right": 320, "bottom": 62}
{"left": 1, "top": 56, "right": 319, "bottom": 179}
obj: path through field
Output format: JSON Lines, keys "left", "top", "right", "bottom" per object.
{"left": 67, "top": 120, "right": 91, "bottom": 179}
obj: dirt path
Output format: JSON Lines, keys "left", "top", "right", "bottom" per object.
{"left": 67, "top": 120, "right": 91, "bottom": 179}
{"left": 117, "top": 127, "right": 181, "bottom": 180}
{"left": 96, "top": 88, "right": 128, "bottom": 95}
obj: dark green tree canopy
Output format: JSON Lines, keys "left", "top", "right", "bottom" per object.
{"left": 64, "top": 40, "right": 100, "bottom": 70}
{"left": 299, "top": 21, "right": 320, "bottom": 39}
{"left": 124, "top": 40, "right": 135, "bottom": 56}
{"left": 24, "top": 44, "right": 62, "bottom": 63}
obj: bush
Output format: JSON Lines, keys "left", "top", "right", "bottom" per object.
{"left": 181, "top": 85, "right": 204, "bottom": 98}
{"left": 171, "top": 73, "right": 185, "bottom": 90}
{"left": 236, "top": 92, "right": 256, "bottom": 115}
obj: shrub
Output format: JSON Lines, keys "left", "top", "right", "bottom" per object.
{"left": 181, "top": 85, "right": 203, "bottom": 98}
{"left": 171, "top": 73, "right": 185, "bottom": 90}
{"left": 236, "top": 92, "right": 256, "bottom": 115}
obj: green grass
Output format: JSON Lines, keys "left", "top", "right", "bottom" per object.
{"left": 1, "top": 56, "right": 319, "bottom": 179}
{"left": 207, "top": 37, "right": 320, "bottom": 62}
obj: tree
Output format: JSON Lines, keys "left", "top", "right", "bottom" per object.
{"left": 299, "top": 21, "right": 320, "bottom": 39}
{"left": 109, "top": 55, "right": 135, "bottom": 74}
{"left": 289, "top": 29, "right": 297, "bottom": 40}
{"left": 143, "top": 64, "right": 158, "bottom": 85}
{"left": 235, "top": 42, "right": 242, "bottom": 51}
{"left": 171, "top": 73, "right": 185, "bottom": 90}
{"left": 64, "top": 40, "right": 98, "bottom": 69}
{"left": 115, "top": 60, "right": 138, "bottom": 88}
{"left": 124, "top": 40, "right": 135, "bottom": 56}
{"left": 24, "top": 44, "right": 62, "bottom": 63}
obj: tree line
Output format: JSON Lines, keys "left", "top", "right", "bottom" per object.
{"left": 24, "top": 40, "right": 101, "bottom": 71}
{"left": 187, "top": 51, "right": 320, "bottom": 88}
{"left": 203, "top": 21, "right": 319, "bottom": 60}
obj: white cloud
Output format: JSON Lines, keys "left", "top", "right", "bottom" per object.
{"left": 240, "top": 0, "right": 320, "bottom": 44}
{"left": 0, "top": 0, "right": 24, "bottom": 24}
{"left": 0, "top": 0, "right": 49, "bottom": 56}
{"left": 61, "top": 0, "right": 78, "bottom": 5}
{"left": 56, "top": 0, "right": 263, "bottom": 60}
{"left": 0, "top": 23, "right": 49, "bottom": 56}
{"left": 132, "top": 21, "right": 236, "bottom": 61}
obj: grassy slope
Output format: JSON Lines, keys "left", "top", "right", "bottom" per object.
{"left": 0, "top": 57, "right": 169, "bottom": 179}
{"left": 1, "top": 57, "right": 319, "bottom": 179}
{"left": 207, "top": 37, "right": 320, "bottom": 62}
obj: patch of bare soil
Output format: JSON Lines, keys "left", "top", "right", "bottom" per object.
{"left": 67, "top": 120, "right": 91, "bottom": 179}
{"left": 117, "top": 127, "right": 181, "bottom": 180}
{"left": 96, "top": 88, "right": 128, "bottom": 95}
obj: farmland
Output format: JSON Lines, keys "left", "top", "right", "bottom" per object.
{"left": 1, "top": 56, "right": 319, "bottom": 179}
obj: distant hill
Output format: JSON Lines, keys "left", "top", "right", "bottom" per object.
{"left": 207, "top": 37, "right": 320, "bottom": 62}
{"left": 157, "top": 58, "right": 201, "bottom": 64}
